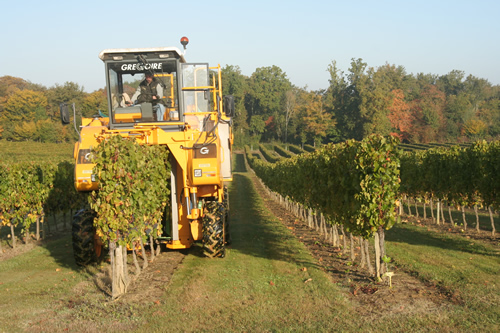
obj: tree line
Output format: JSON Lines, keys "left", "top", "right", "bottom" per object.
{"left": 0, "top": 76, "right": 107, "bottom": 142}
{"left": 2, "top": 59, "right": 499, "bottom": 144}
{"left": 222, "top": 60, "right": 500, "bottom": 147}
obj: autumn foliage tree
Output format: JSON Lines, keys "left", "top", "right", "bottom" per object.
{"left": 2, "top": 89, "right": 48, "bottom": 122}
{"left": 1, "top": 89, "right": 48, "bottom": 140}
{"left": 388, "top": 89, "right": 413, "bottom": 141}
{"left": 410, "top": 84, "right": 446, "bottom": 142}
{"left": 0, "top": 76, "right": 83, "bottom": 142}
{"left": 297, "top": 91, "right": 334, "bottom": 146}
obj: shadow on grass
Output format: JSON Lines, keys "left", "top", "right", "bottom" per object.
{"left": 227, "top": 172, "right": 319, "bottom": 270}
{"left": 30, "top": 233, "right": 104, "bottom": 282}
{"left": 233, "top": 152, "right": 247, "bottom": 173}
{"left": 386, "top": 223, "right": 499, "bottom": 258}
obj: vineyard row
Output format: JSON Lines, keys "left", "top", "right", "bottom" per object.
{"left": 0, "top": 160, "right": 83, "bottom": 248}
{"left": 246, "top": 135, "right": 402, "bottom": 279}
{"left": 245, "top": 136, "right": 500, "bottom": 278}
{"left": 255, "top": 139, "right": 500, "bottom": 233}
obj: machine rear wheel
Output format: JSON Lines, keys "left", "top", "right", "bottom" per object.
{"left": 72, "top": 209, "right": 101, "bottom": 266}
{"left": 202, "top": 201, "right": 226, "bottom": 258}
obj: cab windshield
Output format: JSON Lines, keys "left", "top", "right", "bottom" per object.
{"left": 106, "top": 59, "right": 179, "bottom": 124}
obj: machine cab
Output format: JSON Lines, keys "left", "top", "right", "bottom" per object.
{"left": 99, "top": 47, "right": 215, "bottom": 131}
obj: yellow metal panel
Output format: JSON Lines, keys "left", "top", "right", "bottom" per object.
{"left": 75, "top": 165, "right": 97, "bottom": 191}
{"left": 115, "top": 112, "right": 141, "bottom": 122}
{"left": 166, "top": 240, "right": 192, "bottom": 249}
{"left": 191, "top": 157, "right": 219, "bottom": 185}
{"left": 189, "top": 219, "right": 202, "bottom": 241}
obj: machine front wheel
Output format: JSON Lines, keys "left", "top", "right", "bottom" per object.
{"left": 72, "top": 209, "right": 102, "bottom": 266}
{"left": 202, "top": 201, "right": 226, "bottom": 258}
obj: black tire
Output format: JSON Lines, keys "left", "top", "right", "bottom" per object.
{"left": 202, "top": 201, "right": 226, "bottom": 258}
{"left": 72, "top": 209, "right": 99, "bottom": 266}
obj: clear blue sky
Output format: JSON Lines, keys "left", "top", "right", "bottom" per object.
{"left": 1, "top": 0, "right": 499, "bottom": 93}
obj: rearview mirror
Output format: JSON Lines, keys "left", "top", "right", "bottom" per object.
{"left": 60, "top": 103, "right": 70, "bottom": 124}
{"left": 223, "top": 95, "right": 235, "bottom": 117}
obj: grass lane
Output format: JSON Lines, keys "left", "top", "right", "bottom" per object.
{"left": 386, "top": 223, "right": 500, "bottom": 331}
{"left": 142, "top": 169, "right": 355, "bottom": 332}
{"left": 0, "top": 236, "right": 99, "bottom": 332}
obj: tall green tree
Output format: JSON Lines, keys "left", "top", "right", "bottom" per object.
{"left": 445, "top": 92, "right": 473, "bottom": 138}
{"left": 478, "top": 94, "right": 500, "bottom": 137}
{"left": 245, "top": 66, "right": 292, "bottom": 141}
{"left": 46, "top": 81, "right": 85, "bottom": 118}
{"left": 245, "top": 65, "right": 291, "bottom": 117}
{"left": 357, "top": 66, "right": 394, "bottom": 137}
{"left": 463, "top": 75, "right": 490, "bottom": 113}
{"left": 36, "top": 119, "right": 60, "bottom": 142}
{"left": 221, "top": 65, "right": 249, "bottom": 146}
{"left": 248, "top": 115, "right": 266, "bottom": 144}
{"left": 326, "top": 61, "right": 349, "bottom": 142}
{"left": 283, "top": 88, "right": 298, "bottom": 144}
{"left": 329, "top": 58, "right": 367, "bottom": 140}
{"left": 437, "top": 70, "right": 465, "bottom": 96}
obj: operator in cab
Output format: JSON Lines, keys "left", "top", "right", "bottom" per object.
{"left": 127, "top": 72, "right": 166, "bottom": 121}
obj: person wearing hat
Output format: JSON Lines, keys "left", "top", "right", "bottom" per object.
{"left": 128, "top": 73, "right": 166, "bottom": 121}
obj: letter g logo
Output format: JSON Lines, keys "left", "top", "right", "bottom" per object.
{"left": 200, "top": 147, "right": 209, "bottom": 155}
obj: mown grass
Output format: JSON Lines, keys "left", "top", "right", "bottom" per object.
{"left": 386, "top": 223, "right": 500, "bottom": 331}
{"left": 0, "top": 235, "right": 96, "bottom": 331}
{"left": 0, "top": 234, "right": 144, "bottom": 332}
